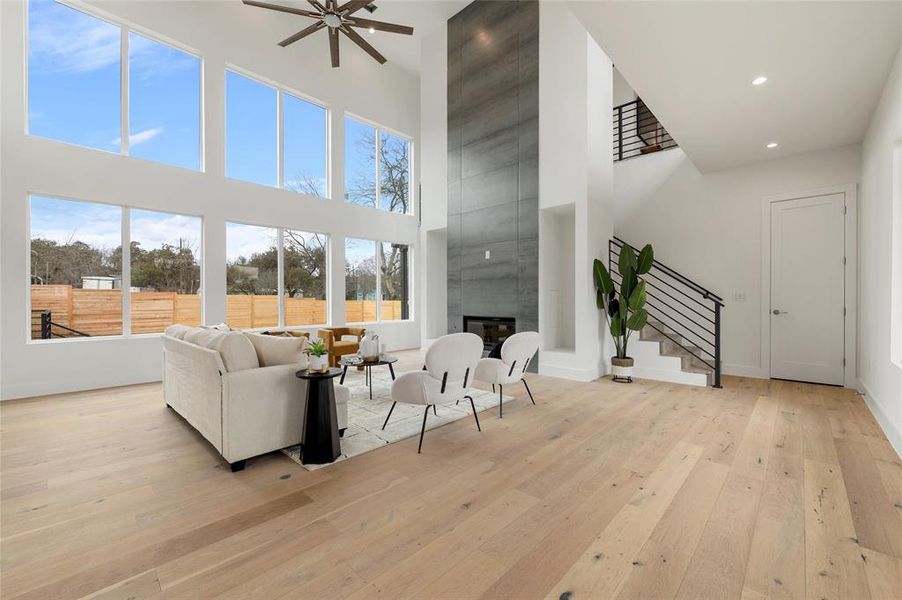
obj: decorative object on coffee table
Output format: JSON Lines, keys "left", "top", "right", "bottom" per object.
{"left": 358, "top": 330, "right": 381, "bottom": 361}
{"left": 304, "top": 337, "right": 330, "bottom": 372}
{"left": 339, "top": 354, "right": 397, "bottom": 400}
{"left": 593, "top": 242, "right": 654, "bottom": 383}
{"left": 295, "top": 367, "right": 342, "bottom": 465}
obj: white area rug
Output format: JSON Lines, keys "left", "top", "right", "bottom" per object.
{"left": 282, "top": 366, "right": 510, "bottom": 470}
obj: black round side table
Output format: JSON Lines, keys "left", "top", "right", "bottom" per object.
{"left": 295, "top": 367, "right": 343, "bottom": 465}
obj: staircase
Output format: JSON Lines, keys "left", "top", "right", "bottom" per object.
{"left": 609, "top": 237, "right": 723, "bottom": 388}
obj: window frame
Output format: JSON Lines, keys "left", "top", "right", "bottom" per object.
{"left": 343, "top": 113, "right": 414, "bottom": 216}
{"left": 26, "top": 192, "right": 205, "bottom": 343}
{"left": 344, "top": 237, "right": 413, "bottom": 324}
{"left": 224, "top": 65, "right": 331, "bottom": 199}
{"left": 24, "top": 0, "right": 205, "bottom": 171}
{"left": 225, "top": 219, "right": 331, "bottom": 330}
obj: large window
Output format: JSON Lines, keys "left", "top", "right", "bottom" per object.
{"left": 226, "top": 223, "right": 329, "bottom": 329}
{"left": 27, "top": 1, "right": 202, "bottom": 169}
{"left": 284, "top": 230, "right": 328, "bottom": 326}
{"left": 380, "top": 242, "right": 410, "bottom": 320}
{"left": 226, "top": 222, "right": 279, "bottom": 329}
{"left": 344, "top": 116, "right": 411, "bottom": 214}
{"left": 345, "top": 238, "right": 411, "bottom": 322}
{"left": 226, "top": 70, "right": 328, "bottom": 196}
{"left": 29, "top": 195, "right": 203, "bottom": 340}
{"left": 130, "top": 210, "right": 202, "bottom": 333}
{"left": 128, "top": 33, "right": 202, "bottom": 170}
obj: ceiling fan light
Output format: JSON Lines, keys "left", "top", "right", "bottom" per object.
{"left": 369, "top": 26, "right": 375, "bottom": 33}
{"left": 323, "top": 13, "right": 341, "bottom": 28}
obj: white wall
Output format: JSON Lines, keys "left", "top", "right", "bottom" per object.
{"left": 612, "top": 67, "right": 636, "bottom": 107}
{"left": 0, "top": 0, "right": 422, "bottom": 400}
{"left": 859, "top": 45, "right": 902, "bottom": 454}
{"left": 538, "top": 1, "right": 614, "bottom": 381}
{"left": 614, "top": 144, "right": 862, "bottom": 378}
{"left": 418, "top": 24, "right": 448, "bottom": 342}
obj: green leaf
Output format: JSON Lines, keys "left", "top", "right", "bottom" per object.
{"left": 637, "top": 244, "right": 654, "bottom": 274}
{"left": 596, "top": 289, "right": 606, "bottom": 310}
{"left": 622, "top": 271, "right": 638, "bottom": 299}
{"left": 628, "top": 279, "right": 647, "bottom": 311}
{"left": 610, "top": 315, "right": 623, "bottom": 337}
{"left": 593, "top": 258, "right": 614, "bottom": 295}
{"left": 626, "top": 308, "right": 648, "bottom": 331}
{"left": 618, "top": 244, "right": 637, "bottom": 277}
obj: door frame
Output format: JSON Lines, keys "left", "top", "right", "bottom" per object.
{"left": 760, "top": 183, "right": 858, "bottom": 388}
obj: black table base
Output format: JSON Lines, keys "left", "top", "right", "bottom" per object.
{"left": 297, "top": 370, "right": 341, "bottom": 465}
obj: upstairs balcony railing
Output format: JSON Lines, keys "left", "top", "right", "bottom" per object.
{"left": 613, "top": 99, "right": 677, "bottom": 162}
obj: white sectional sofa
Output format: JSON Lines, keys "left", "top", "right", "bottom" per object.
{"left": 162, "top": 325, "right": 349, "bottom": 471}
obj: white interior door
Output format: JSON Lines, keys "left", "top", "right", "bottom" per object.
{"left": 770, "top": 193, "right": 845, "bottom": 385}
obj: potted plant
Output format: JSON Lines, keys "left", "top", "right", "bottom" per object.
{"left": 305, "top": 337, "right": 330, "bottom": 373}
{"left": 593, "top": 243, "right": 653, "bottom": 383}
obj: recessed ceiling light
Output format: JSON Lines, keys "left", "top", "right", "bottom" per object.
{"left": 368, "top": 27, "right": 375, "bottom": 33}
{"left": 752, "top": 76, "right": 768, "bottom": 86}
{"left": 766, "top": 142, "right": 778, "bottom": 149}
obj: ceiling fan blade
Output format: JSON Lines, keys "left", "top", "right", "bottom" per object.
{"left": 279, "top": 21, "right": 326, "bottom": 47}
{"left": 242, "top": 0, "right": 318, "bottom": 18}
{"left": 341, "top": 26, "right": 386, "bottom": 64}
{"left": 348, "top": 16, "right": 413, "bottom": 35}
{"left": 327, "top": 0, "right": 338, "bottom": 11}
{"left": 307, "top": 0, "right": 327, "bottom": 12}
{"left": 329, "top": 27, "right": 340, "bottom": 68}
{"left": 338, "top": 0, "right": 371, "bottom": 15}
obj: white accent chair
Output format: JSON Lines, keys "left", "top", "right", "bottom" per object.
{"left": 474, "top": 331, "right": 540, "bottom": 418}
{"left": 382, "top": 332, "right": 484, "bottom": 453}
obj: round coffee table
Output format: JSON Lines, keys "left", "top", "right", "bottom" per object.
{"left": 338, "top": 355, "right": 398, "bottom": 400}
{"left": 295, "top": 367, "right": 342, "bottom": 465}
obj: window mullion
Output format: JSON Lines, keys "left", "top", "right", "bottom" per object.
{"left": 277, "top": 228, "right": 285, "bottom": 329}
{"left": 375, "top": 240, "right": 381, "bottom": 322}
{"left": 374, "top": 128, "right": 380, "bottom": 210}
{"left": 120, "top": 27, "right": 129, "bottom": 156}
{"left": 277, "top": 91, "right": 284, "bottom": 189}
{"left": 121, "top": 208, "right": 131, "bottom": 336}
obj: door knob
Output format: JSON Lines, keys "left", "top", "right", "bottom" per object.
{"left": 772, "top": 309, "right": 788, "bottom": 315}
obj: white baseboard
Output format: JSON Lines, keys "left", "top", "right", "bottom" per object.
{"left": 858, "top": 378, "right": 902, "bottom": 459}
{"left": 538, "top": 362, "right": 600, "bottom": 382}
{"left": 1, "top": 374, "right": 162, "bottom": 402}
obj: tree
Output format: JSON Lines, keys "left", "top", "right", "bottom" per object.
{"left": 130, "top": 239, "right": 200, "bottom": 294}
{"left": 30, "top": 237, "right": 118, "bottom": 286}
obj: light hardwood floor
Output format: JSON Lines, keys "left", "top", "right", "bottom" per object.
{"left": 1, "top": 350, "right": 901, "bottom": 599}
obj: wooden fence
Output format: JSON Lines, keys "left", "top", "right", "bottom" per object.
{"left": 30, "top": 285, "right": 402, "bottom": 338}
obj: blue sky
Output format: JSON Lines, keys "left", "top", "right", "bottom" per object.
{"left": 31, "top": 196, "right": 201, "bottom": 255}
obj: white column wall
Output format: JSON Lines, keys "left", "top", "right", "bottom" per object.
{"left": 0, "top": 0, "right": 421, "bottom": 400}
{"left": 538, "top": 2, "right": 614, "bottom": 381}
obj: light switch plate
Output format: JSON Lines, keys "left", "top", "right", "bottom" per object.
{"left": 732, "top": 292, "right": 746, "bottom": 302}
{"left": 485, "top": 250, "right": 490, "bottom": 260}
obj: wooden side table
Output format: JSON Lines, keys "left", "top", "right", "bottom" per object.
{"left": 295, "top": 368, "right": 342, "bottom": 465}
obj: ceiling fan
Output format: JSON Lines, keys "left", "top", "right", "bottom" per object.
{"left": 242, "top": 0, "right": 414, "bottom": 68}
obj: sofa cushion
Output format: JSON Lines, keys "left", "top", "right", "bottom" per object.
{"left": 204, "top": 322, "right": 232, "bottom": 332}
{"left": 244, "top": 332, "right": 309, "bottom": 368}
{"left": 182, "top": 327, "right": 209, "bottom": 344}
{"left": 164, "top": 324, "right": 191, "bottom": 339}
{"left": 210, "top": 332, "right": 259, "bottom": 372}
{"left": 190, "top": 328, "right": 226, "bottom": 349}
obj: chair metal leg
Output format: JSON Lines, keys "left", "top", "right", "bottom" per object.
{"left": 381, "top": 401, "right": 397, "bottom": 430}
{"left": 492, "top": 384, "right": 496, "bottom": 393}
{"left": 417, "top": 406, "right": 429, "bottom": 453}
{"left": 523, "top": 378, "right": 536, "bottom": 405}
{"left": 466, "top": 395, "right": 481, "bottom": 432}
{"left": 499, "top": 385, "right": 503, "bottom": 418}
{"left": 433, "top": 405, "right": 438, "bottom": 416}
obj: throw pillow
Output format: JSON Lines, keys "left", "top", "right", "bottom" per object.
{"left": 164, "top": 324, "right": 191, "bottom": 339}
{"left": 244, "top": 332, "right": 309, "bottom": 367}
{"left": 210, "top": 332, "right": 259, "bottom": 372}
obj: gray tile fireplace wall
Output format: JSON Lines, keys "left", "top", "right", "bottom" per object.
{"left": 447, "top": 0, "right": 539, "bottom": 337}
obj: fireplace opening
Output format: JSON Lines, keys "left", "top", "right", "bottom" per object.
{"left": 463, "top": 316, "right": 515, "bottom": 356}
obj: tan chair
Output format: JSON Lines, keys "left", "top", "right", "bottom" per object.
{"left": 317, "top": 327, "right": 365, "bottom": 367}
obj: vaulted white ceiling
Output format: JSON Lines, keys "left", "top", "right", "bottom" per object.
{"left": 569, "top": 1, "right": 902, "bottom": 172}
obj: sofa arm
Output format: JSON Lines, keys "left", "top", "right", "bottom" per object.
{"left": 221, "top": 364, "right": 306, "bottom": 463}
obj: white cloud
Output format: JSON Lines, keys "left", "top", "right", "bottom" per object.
{"left": 111, "top": 127, "right": 163, "bottom": 148}
{"left": 28, "top": 1, "right": 121, "bottom": 75}
{"left": 226, "top": 223, "right": 278, "bottom": 263}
